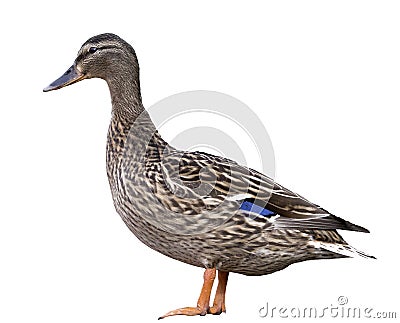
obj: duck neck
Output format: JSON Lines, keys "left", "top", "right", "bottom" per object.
{"left": 107, "top": 69, "right": 145, "bottom": 124}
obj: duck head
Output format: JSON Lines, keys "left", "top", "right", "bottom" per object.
{"left": 43, "top": 33, "right": 140, "bottom": 92}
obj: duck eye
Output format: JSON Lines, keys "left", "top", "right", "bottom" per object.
{"left": 88, "top": 47, "right": 98, "bottom": 54}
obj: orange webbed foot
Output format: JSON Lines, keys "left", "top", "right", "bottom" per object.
{"left": 158, "top": 269, "right": 229, "bottom": 319}
{"left": 208, "top": 271, "right": 229, "bottom": 315}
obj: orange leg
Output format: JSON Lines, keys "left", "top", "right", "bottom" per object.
{"left": 208, "top": 271, "right": 229, "bottom": 314}
{"left": 158, "top": 268, "right": 216, "bottom": 319}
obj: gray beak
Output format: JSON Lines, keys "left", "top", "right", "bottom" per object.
{"left": 43, "top": 65, "right": 85, "bottom": 92}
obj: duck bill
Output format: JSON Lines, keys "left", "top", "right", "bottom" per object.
{"left": 43, "top": 65, "right": 85, "bottom": 92}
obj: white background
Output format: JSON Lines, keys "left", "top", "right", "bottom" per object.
{"left": 1, "top": 1, "right": 399, "bottom": 322}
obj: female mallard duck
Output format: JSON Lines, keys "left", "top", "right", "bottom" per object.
{"left": 44, "top": 33, "right": 374, "bottom": 319}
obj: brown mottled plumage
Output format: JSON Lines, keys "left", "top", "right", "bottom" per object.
{"left": 44, "top": 33, "right": 374, "bottom": 318}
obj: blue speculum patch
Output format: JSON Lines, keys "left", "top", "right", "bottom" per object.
{"left": 239, "top": 200, "right": 276, "bottom": 217}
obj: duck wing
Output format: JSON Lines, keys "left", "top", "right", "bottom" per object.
{"left": 157, "top": 149, "right": 369, "bottom": 233}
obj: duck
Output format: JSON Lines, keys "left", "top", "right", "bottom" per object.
{"left": 43, "top": 33, "right": 374, "bottom": 319}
